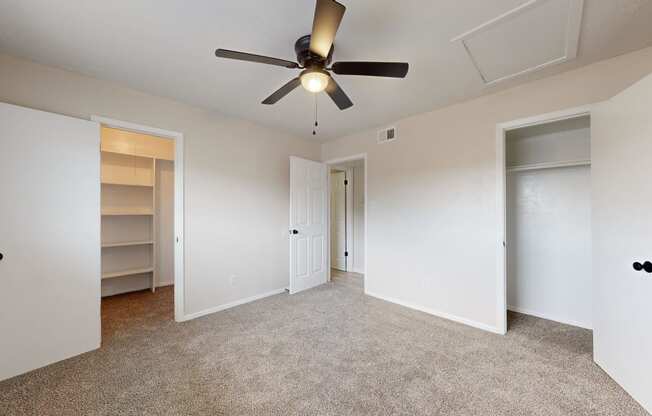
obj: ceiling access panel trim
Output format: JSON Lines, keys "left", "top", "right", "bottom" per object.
{"left": 451, "top": 0, "right": 584, "bottom": 86}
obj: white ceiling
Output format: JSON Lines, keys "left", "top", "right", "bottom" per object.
{"left": 1, "top": 0, "right": 651, "bottom": 141}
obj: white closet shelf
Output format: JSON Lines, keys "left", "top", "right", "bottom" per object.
{"left": 507, "top": 159, "right": 590, "bottom": 173}
{"left": 100, "top": 149, "right": 154, "bottom": 160}
{"left": 101, "top": 181, "right": 153, "bottom": 188}
{"left": 101, "top": 208, "right": 153, "bottom": 216}
{"left": 102, "top": 240, "right": 154, "bottom": 248}
{"left": 102, "top": 267, "right": 154, "bottom": 280}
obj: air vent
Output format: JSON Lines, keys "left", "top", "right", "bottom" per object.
{"left": 378, "top": 126, "right": 397, "bottom": 144}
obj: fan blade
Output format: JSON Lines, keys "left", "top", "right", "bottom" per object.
{"left": 332, "top": 62, "right": 409, "bottom": 78}
{"left": 216, "top": 49, "right": 299, "bottom": 69}
{"left": 309, "top": 0, "right": 346, "bottom": 59}
{"left": 325, "top": 77, "right": 353, "bottom": 110}
{"left": 262, "top": 77, "right": 302, "bottom": 105}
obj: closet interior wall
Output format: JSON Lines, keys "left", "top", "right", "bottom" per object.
{"left": 506, "top": 116, "right": 592, "bottom": 329}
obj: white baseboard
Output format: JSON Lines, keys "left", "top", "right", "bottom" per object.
{"left": 180, "top": 288, "right": 286, "bottom": 321}
{"left": 365, "top": 291, "right": 503, "bottom": 334}
{"left": 352, "top": 267, "right": 365, "bottom": 274}
{"left": 507, "top": 305, "right": 592, "bottom": 330}
{"left": 101, "top": 281, "right": 174, "bottom": 298}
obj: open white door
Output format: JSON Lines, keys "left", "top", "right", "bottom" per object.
{"left": 592, "top": 74, "right": 652, "bottom": 412}
{"left": 0, "top": 103, "right": 101, "bottom": 381}
{"left": 289, "top": 156, "right": 328, "bottom": 294}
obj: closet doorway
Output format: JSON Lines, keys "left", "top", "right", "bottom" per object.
{"left": 326, "top": 154, "right": 367, "bottom": 290}
{"left": 497, "top": 107, "right": 592, "bottom": 334}
{"left": 93, "top": 116, "right": 185, "bottom": 323}
{"left": 330, "top": 168, "right": 351, "bottom": 272}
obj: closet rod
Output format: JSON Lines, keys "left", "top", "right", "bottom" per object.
{"left": 507, "top": 159, "right": 591, "bottom": 173}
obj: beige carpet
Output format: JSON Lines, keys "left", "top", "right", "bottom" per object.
{"left": 0, "top": 273, "right": 648, "bottom": 416}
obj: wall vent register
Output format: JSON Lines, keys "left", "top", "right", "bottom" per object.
{"left": 378, "top": 126, "right": 397, "bottom": 143}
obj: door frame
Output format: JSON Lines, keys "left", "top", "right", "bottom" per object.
{"left": 324, "top": 153, "right": 368, "bottom": 287}
{"left": 91, "top": 115, "right": 186, "bottom": 323}
{"left": 495, "top": 105, "right": 594, "bottom": 335}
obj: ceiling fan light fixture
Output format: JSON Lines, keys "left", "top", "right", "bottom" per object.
{"left": 300, "top": 68, "right": 330, "bottom": 93}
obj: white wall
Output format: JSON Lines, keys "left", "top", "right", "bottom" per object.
{"left": 352, "top": 163, "right": 365, "bottom": 274}
{"left": 506, "top": 116, "right": 591, "bottom": 166}
{"left": 331, "top": 160, "right": 366, "bottom": 274}
{"left": 321, "top": 47, "right": 652, "bottom": 332}
{"left": 156, "top": 160, "right": 175, "bottom": 287}
{"left": 0, "top": 53, "right": 320, "bottom": 318}
{"left": 507, "top": 169, "right": 592, "bottom": 328}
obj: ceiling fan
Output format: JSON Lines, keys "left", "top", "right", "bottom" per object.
{"left": 215, "top": 0, "right": 409, "bottom": 111}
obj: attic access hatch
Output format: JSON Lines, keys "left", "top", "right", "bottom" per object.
{"left": 451, "top": 0, "right": 584, "bottom": 86}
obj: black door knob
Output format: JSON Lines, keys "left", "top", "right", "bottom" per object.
{"left": 633, "top": 261, "right": 652, "bottom": 273}
{"left": 0, "top": 252, "right": 3, "bottom": 261}
{"left": 291, "top": 229, "right": 299, "bottom": 235}
{"left": 644, "top": 261, "right": 652, "bottom": 273}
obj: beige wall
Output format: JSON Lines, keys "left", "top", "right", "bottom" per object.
{"left": 321, "top": 46, "right": 652, "bottom": 332}
{"left": 352, "top": 163, "right": 365, "bottom": 274}
{"left": 0, "top": 53, "right": 320, "bottom": 317}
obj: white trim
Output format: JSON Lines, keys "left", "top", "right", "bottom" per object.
{"left": 507, "top": 159, "right": 591, "bottom": 172}
{"left": 451, "top": 0, "right": 541, "bottom": 42}
{"left": 451, "top": 0, "right": 584, "bottom": 85}
{"left": 498, "top": 105, "right": 593, "bottom": 131}
{"left": 565, "top": 0, "right": 584, "bottom": 59}
{"left": 495, "top": 104, "right": 595, "bottom": 335}
{"left": 324, "top": 153, "right": 368, "bottom": 288}
{"left": 483, "top": 57, "right": 568, "bottom": 86}
{"left": 180, "top": 288, "right": 286, "bottom": 321}
{"left": 508, "top": 305, "right": 592, "bottom": 330}
{"left": 496, "top": 125, "right": 508, "bottom": 335}
{"left": 367, "top": 291, "right": 503, "bottom": 334}
{"left": 91, "top": 115, "right": 186, "bottom": 323}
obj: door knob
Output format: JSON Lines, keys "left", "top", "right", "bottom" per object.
{"left": 644, "top": 261, "right": 652, "bottom": 273}
{"left": 633, "top": 261, "right": 652, "bottom": 273}
{"left": 291, "top": 229, "right": 299, "bottom": 235}
{"left": 0, "top": 252, "right": 3, "bottom": 261}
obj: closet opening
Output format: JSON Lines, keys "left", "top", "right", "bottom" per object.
{"left": 497, "top": 108, "right": 592, "bottom": 334}
{"left": 94, "top": 116, "right": 185, "bottom": 340}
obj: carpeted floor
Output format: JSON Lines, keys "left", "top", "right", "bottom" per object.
{"left": 0, "top": 272, "right": 648, "bottom": 415}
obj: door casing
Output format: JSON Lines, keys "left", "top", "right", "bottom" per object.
{"left": 495, "top": 105, "right": 594, "bottom": 335}
{"left": 91, "top": 116, "right": 186, "bottom": 322}
{"left": 324, "top": 154, "right": 368, "bottom": 286}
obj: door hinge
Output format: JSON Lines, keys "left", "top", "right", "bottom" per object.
{"left": 345, "top": 251, "right": 349, "bottom": 257}
{"left": 344, "top": 179, "right": 348, "bottom": 186}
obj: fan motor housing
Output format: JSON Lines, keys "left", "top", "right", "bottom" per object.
{"left": 295, "top": 35, "right": 333, "bottom": 68}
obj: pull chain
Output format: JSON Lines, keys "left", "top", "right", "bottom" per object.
{"left": 312, "top": 94, "right": 319, "bottom": 136}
